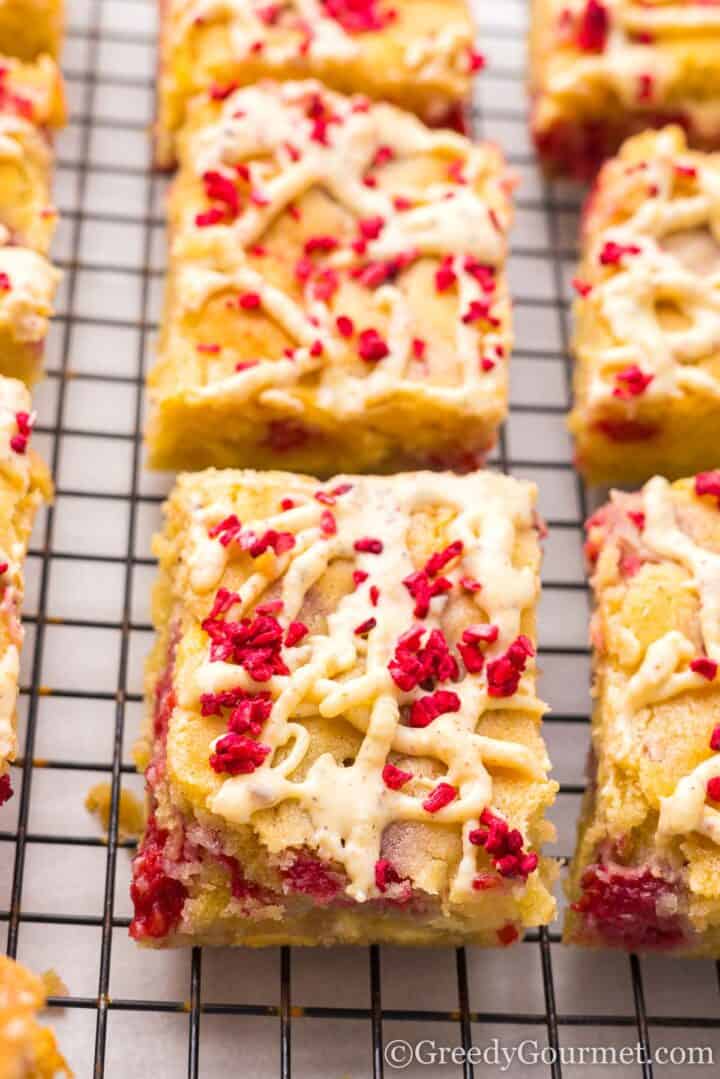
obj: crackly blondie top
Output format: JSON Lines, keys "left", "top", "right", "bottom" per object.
{"left": 131, "top": 468, "right": 557, "bottom": 948}
{"left": 565, "top": 473, "right": 720, "bottom": 954}
{"left": 568, "top": 126, "right": 720, "bottom": 485}
{"left": 156, "top": 0, "right": 479, "bottom": 166}
{"left": 0, "top": 957, "right": 71, "bottom": 1079}
{"left": 530, "top": 0, "right": 720, "bottom": 177}
{"left": 0, "top": 376, "right": 51, "bottom": 809}
{"left": 148, "top": 80, "right": 513, "bottom": 475}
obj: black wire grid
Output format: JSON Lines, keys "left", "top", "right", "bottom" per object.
{"left": 1, "top": 0, "right": 720, "bottom": 1075}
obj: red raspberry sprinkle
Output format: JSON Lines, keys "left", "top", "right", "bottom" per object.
{"left": 371, "top": 145, "right": 394, "bottom": 168}
{"left": 382, "top": 762, "right": 412, "bottom": 790}
{"left": 354, "top": 537, "right": 383, "bottom": 554}
{"left": 281, "top": 498, "right": 296, "bottom": 510}
{"left": 675, "top": 163, "right": 698, "bottom": 180}
{"left": 321, "top": 0, "right": 396, "bottom": 33}
{"left": 201, "top": 686, "right": 269, "bottom": 720}
{"left": 394, "top": 195, "right": 412, "bottom": 211}
{"left": 576, "top": 0, "right": 609, "bottom": 52}
{"left": 627, "top": 510, "right": 645, "bottom": 531}
{"left": 424, "top": 540, "right": 463, "bottom": 577}
{"left": 304, "top": 234, "right": 339, "bottom": 255}
{"left": 409, "top": 689, "right": 461, "bottom": 728}
{"left": 358, "top": 328, "right": 389, "bottom": 363}
{"left": 236, "top": 360, "right": 259, "bottom": 373}
{"left": 10, "top": 411, "right": 33, "bottom": 454}
{"left": 402, "top": 569, "right": 452, "bottom": 618}
{"left": 695, "top": 471, "right": 720, "bottom": 503}
{"left": 710, "top": 725, "right": 720, "bottom": 751}
{"left": 411, "top": 337, "right": 426, "bottom": 359}
{"left": 358, "top": 215, "right": 385, "bottom": 240}
{"left": 236, "top": 292, "right": 261, "bottom": 313}
{"left": 459, "top": 575, "right": 482, "bottom": 593}
{"left": 472, "top": 873, "right": 502, "bottom": 892}
{"left": 312, "top": 268, "right": 340, "bottom": 301}
{"left": 257, "top": 2, "right": 281, "bottom": 23}
{"left": 572, "top": 277, "right": 592, "bottom": 297}
{"left": 369, "top": 585, "right": 380, "bottom": 606}
{"left": 255, "top": 600, "right": 284, "bottom": 616}
{"left": 210, "top": 733, "right": 271, "bottom": 775}
{"left": 423, "top": 782, "right": 457, "bottom": 814}
{"left": 435, "top": 256, "right": 457, "bottom": 292}
{"left": 209, "top": 515, "right": 244, "bottom": 546}
{"left": 388, "top": 626, "right": 459, "bottom": 692}
{"left": 0, "top": 562, "right": 7, "bottom": 575}
{"left": 599, "top": 241, "right": 642, "bottom": 265}
{"left": 612, "top": 364, "right": 654, "bottom": 399}
{"left": 707, "top": 777, "right": 720, "bottom": 802}
{"left": 202, "top": 170, "right": 240, "bottom": 219}
{"left": 462, "top": 299, "right": 499, "bottom": 326}
{"left": 285, "top": 621, "right": 309, "bottom": 647}
{"left": 469, "top": 808, "right": 537, "bottom": 880}
{"left": 202, "top": 610, "right": 290, "bottom": 680}
{"left": 336, "top": 314, "right": 355, "bottom": 337}
{"left": 209, "top": 81, "right": 238, "bottom": 101}
{"left": 195, "top": 207, "right": 225, "bottom": 227}
{"left": 320, "top": 510, "right": 337, "bottom": 535}
{"left": 448, "top": 158, "right": 466, "bottom": 184}
{"left": 353, "top": 569, "right": 369, "bottom": 586}
{"left": 197, "top": 342, "right": 221, "bottom": 354}
{"left": 485, "top": 635, "right": 535, "bottom": 697}
{"left": 310, "top": 340, "right": 324, "bottom": 357}
{"left": 0, "top": 272, "right": 10, "bottom": 291}
{"left": 467, "top": 48, "right": 485, "bottom": 73}
{"left": 691, "top": 657, "right": 718, "bottom": 681}
{"left": 355, "top": 616, "right": 377, "bottom": 636}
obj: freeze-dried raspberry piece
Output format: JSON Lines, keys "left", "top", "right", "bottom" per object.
{"left": 409, "top": 689, "right": 461, "bottom": 728}
{"left": 575, "top": 0, "right": 609, "bottom": 52}
{"left": 485, "top": 635, "right": 534, "bottom": 698}
{"left": 210, "top": 733, "right": 271, "bottom": 775}
{"left": 388, "top": 626, "right": 459, "bottom": 692}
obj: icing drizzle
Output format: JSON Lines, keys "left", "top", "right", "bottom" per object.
{"left": 171, "top": 470, "right": 550, "bottom": 903}
{"left": 169, "top": 80, "right": 511, "bottom": 416}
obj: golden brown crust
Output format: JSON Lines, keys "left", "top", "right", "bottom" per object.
{"left": 565, "top": 474, "right": 720, "bottom": 955}
{"left": 131, "top": 467, "right": 557, "bottom": 948}
{"left": 147, "top": 80, "right": 512, "bottom": 476}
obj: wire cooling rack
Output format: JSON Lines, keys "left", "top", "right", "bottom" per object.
{"left": 1, "top": 0, "right": 720, "bottom": 1075}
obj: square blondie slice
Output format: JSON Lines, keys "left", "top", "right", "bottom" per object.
{"left": 0, "top": 376, "right": 52, "bottom": 808}
{"left": 0, "top": 957, "right": 72, "bottom": 1078}
{"left": 0, "top": 55, "right": 64, "bottom": 384}
{"left": 131, "top": 468, "right": 557, "bottom": 948}
{"left": 530, "top": 0, "right": 720, "bottom": 179}
{"left": 148, "top": 80, "right": 513, "bottom": 476}
{"left": 566, "top": 474, "right": 720, "bottom": 955}
{"left": 568, "top": 127, "right": 720, "bottom": 487}
{"left": 157, "top": 0, "right": 479, "bottom": 167}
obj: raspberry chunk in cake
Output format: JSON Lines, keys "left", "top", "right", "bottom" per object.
{"left": 568, "top": 126, "right": 720, "bottom": 487}
{"left": 565, "top": 474, "right": 720, "bottom": 955}
{"left": 131, "top": 468, "right": 557, "bottom": 948}
{"left": 156, "top": 0, "right": 479, "bottom": 167}
{"left": 530, "top": 0, "right": 720, "bottom": 178}
{"left": 147, "top": 80, "right": 513, "bottom": 476}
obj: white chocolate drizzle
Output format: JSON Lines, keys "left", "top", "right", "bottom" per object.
{"left": 170, "top": 80, "right": 510, "bottom": 416}
{"left": 594, "top": 476, "right": 720, "bottom": 845}
{"left": 580, "top": 128, "right": 720, "bottom": 408}
{"left": 176, "top": 471, "right": 549, "bottom": 902}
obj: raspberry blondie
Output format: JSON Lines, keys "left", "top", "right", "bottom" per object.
{"left": 0, "top": 55, "right": 64, "bottom": 384}
{"left": 530, "top": 0, "right": 720, "bottom": 179}
{"left": 0, "top": 376, "right": 51, "bottom": 810}
{"left": 0, "top": 957, "right": 71, "bottom": 1079}
{"left": 131, "top": 468, "right": 557, "bottom": 948}
{"left": 147, "top": 81, "right": 513, "bottom": 476}
{"left": 156, "top": 0, "right": 479, "bottom": 167}
{"left": 569, "top": 127, "right": 720, "bottom": 487}
{"left": 566, "top": 474, "right": 720, "bottom": 955}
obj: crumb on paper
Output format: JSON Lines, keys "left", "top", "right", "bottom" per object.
{"left": 85, "top": 782, "right": 145, "bottom": 840}
{"left": 41, "top": 968, "right": 69, "bottom": 999}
